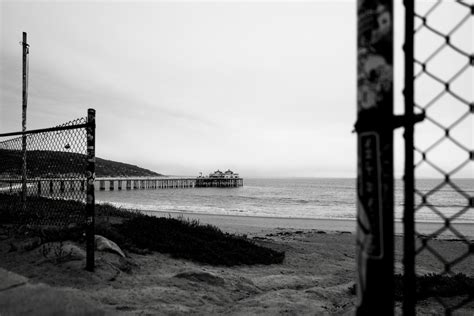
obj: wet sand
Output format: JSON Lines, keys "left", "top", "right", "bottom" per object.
{"left": 143, "top": 210, "right": 474, "bottom": 239}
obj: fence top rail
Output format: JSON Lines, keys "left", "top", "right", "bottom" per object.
{"left": 0, "top": 177, "right": 244, "bottom": 182}
{"left": 0, "top": 177, "right": 86, "bottom": 182}
{"left": 95, "top": 177, "right": 240, "bottom": 181}
{"left": 95, "top": 177, "right": 243, "bottom": 181}
{"left": 0, "top": 122, "right": 91, "bottom": 138}
{"left": 96, "top": 177, "right": 196, "bottom": 181}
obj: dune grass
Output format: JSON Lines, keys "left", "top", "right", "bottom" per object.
{"left": 0, "top": 194, "right": 285, "bottom": 266}
{"left": 96, "top": 213, "right": 285, "bottom": 266}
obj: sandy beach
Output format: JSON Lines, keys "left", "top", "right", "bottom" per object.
{"left": 143, "top": 210, "right": 474, "bottom": 239}
{"left": 1, "top": 215, "right": 473, "bottom": 315}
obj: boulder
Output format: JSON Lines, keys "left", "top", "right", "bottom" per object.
{"left": 40, "top": 241, "right": 86, "bottom": 261}
{"left": 94, "top": 235, "right": 125, "bottom": 258}
{"left": 10, "top": 237, "right": 42, "bottom": 252}
{"left": 0, "top": 268, "right": 111, "bottom": 315}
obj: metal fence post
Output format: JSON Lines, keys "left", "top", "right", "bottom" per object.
{"left": 21, "top": 32, "right": 29, "bottom": 208}
{"left": 403, "top": 0, "right": 416, "bottom": 314}
{"left": 86, "top": 109, "right": 96, "bottom": 272}
{"left": 356, "top": 0, "right": 394, "bottom": 314}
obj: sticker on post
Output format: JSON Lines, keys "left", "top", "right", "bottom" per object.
{"left": 358, "top": 131, "right": 383, "bottom": 259}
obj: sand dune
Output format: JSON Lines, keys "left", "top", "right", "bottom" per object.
{"left": 1, "top": 224, "right": 473, "bottom": 315}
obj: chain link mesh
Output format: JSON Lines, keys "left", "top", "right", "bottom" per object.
{"left": 0, "top": 117, "right": 88, "bottom": 226}
{"left": 410, "top": 0, "right": 473, "bottom": 313}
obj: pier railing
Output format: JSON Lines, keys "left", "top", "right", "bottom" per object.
{"left": 0, "top": 109, "right": 96, "bottom": 271}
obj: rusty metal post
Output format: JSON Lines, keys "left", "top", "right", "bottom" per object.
{"left": 86, "top": 109, "right": 96, "bottom": 272}
{"left": 356, "top": 1, "right": 394, "bottom": 314}
{"left": 21, "top": 32, "right": 29, "bottom": 208}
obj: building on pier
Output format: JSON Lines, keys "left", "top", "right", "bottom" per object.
{"left": 208, "top": 169, "right": 239, "bottom": 179}
{"left": 224, "top": 169, "right": 239, "bottom": 179}
{"left": 195, "top": 170, "right": 243, "bottom": 187}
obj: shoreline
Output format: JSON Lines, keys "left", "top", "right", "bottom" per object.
{"left": 141, "top": 209, "right": 474, "bottom": 238}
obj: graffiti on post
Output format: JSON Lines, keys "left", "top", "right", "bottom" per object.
{"left": 356, "top": 0, "right": 393, "bottom": 314}
{"left": 358, "top": 132, "right": 383, "bottom": 259}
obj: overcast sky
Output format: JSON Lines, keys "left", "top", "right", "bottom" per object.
{"left": 0, "top": 1, "right": 472, "bottom": 178}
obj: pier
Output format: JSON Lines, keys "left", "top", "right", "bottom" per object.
{"left": 97, "top": 176, "right": 243, "bottom": 190}
{"left": 0, "top": 176, "right": 243, "bottom": 194}
{"left": 96, "top": 177, "right": 197, "bottom": 191}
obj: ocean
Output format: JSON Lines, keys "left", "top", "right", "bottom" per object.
{"left": 95, "top": 178, "right": 474, "bottom": 224}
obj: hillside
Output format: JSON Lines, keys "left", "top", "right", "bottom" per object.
{"left": 0, "top": 149, "right": 162, "bottom": 178}
{"left": 95, "top": 156, "right": 161, "bottom": 177}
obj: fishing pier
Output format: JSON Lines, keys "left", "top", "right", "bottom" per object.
{"left": 0, "top": 176, "right": 243, "bottom": 194}
{"left": 97, "top": 177, "right": 197, "bottom": 190}
{"left": 0, "top": 170, "right": 243, "bottom": 194}
{"left": 98, "top": 176, "right": 243, "bottom": 190}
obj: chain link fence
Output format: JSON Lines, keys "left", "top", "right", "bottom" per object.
{"left": 0, "top": 117, "right": 89, "bottom": 226}
{"left": 405, "top": 0, "right": 473, "bottom": 313}
{"left": 0, "top": 109, "right": 96, "bottom": 270}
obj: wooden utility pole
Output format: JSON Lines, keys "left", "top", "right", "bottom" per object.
{"left": 21, "top": 32, "right": 29, "bottom": 205}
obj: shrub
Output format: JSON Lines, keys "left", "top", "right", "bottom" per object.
{"left": 100, "top": 214, "right": 285, "bottom": 266}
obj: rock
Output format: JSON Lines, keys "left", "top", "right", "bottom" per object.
{"left": 40, "top": 242, "right": 86, "bottom": 261}
{"left": 0, "top": 268, "right": 28, "bottom": 290}
{"left": 94, "top": 235, "right": 125, "bottom": 258}
{"left": 59, "top": 242, "right": 86, "bottom": 260}
{"left": 23, "top": 237, "right": 42, "bottom": 251}
{"left": 116, "top": 258, "right": 135, "bottom": 274}
{"left": 0, "top": 268, "right": 111, "bottom": 315}
{"left": 8, "top": 237, "right": 42, "bottom": 252}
